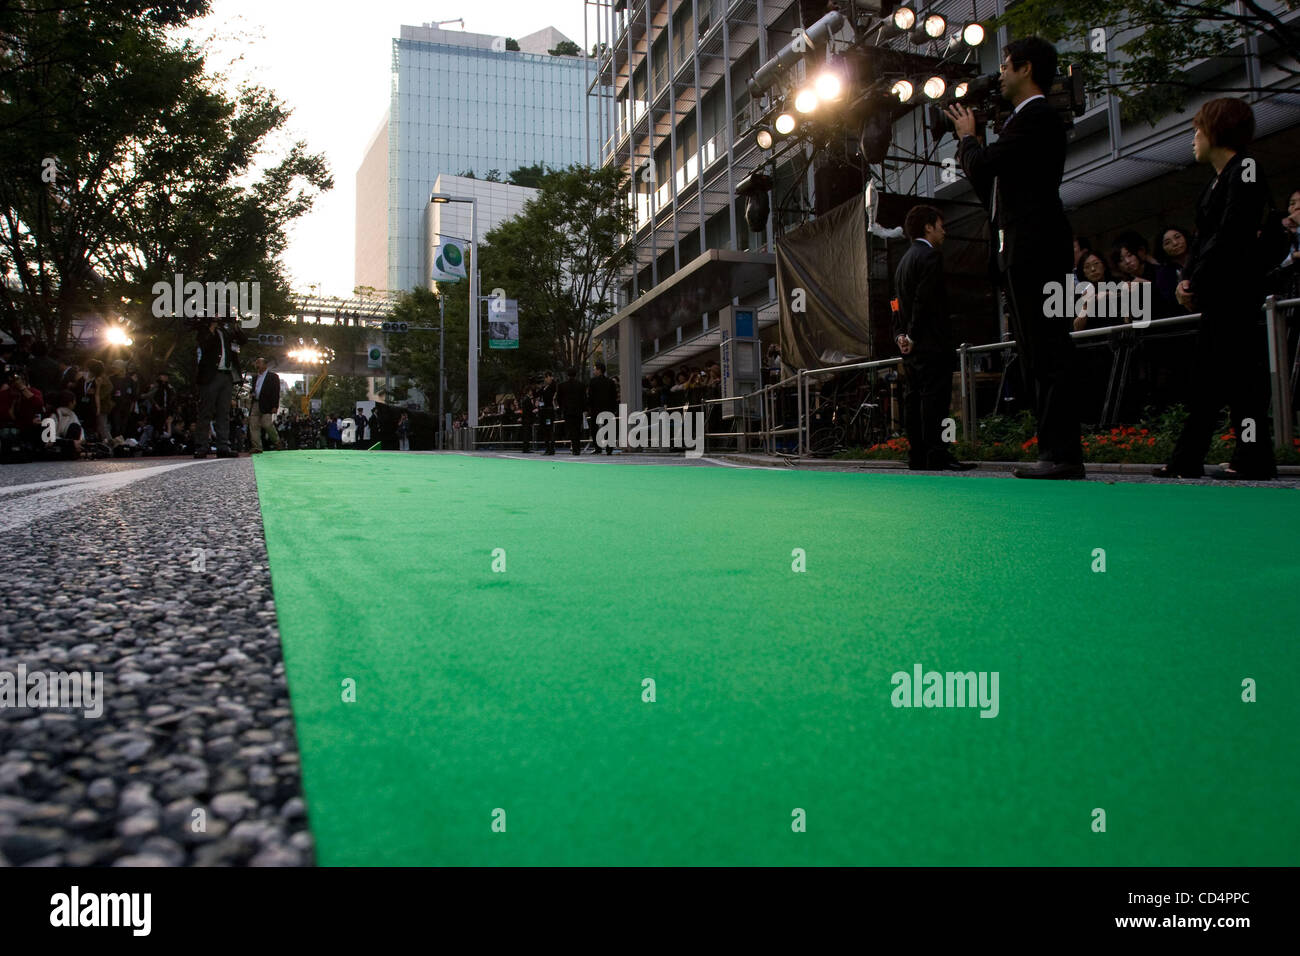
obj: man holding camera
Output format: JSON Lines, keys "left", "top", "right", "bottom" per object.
{"left": 195, "top": 318, "right": 247, "bottom": 458}
{"left": 946, "top": 36, "right": 1084, "bottom": 479}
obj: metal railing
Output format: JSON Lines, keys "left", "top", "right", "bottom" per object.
{"left": 456, "top": 295, "right": 1298, "bottom": 458}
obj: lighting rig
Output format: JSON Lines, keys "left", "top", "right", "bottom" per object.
{"left": 738, "top": 2, "right": 1085, "bottom": 230}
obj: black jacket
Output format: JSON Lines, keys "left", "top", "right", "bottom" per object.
{"left": 196, "top": 324, "right": 247, "bottom": 385}
{"left": 538, "top": 382, "right": 557, "bottom": 412}
{"left": 1183, "top": 152, "right": 1274, "bottom": 316}
{"left": 893, "top": 239, "right": 950, "bottom": 354}
{"left": 557, "top": 379, "right": 586, "bottom": 414}
{"left": 252, "top": 370, "right": 281, "bottom": 414}
{"left": 957, "top": 96, "right": 1073, "bottom": 275}
{"left": 587, "top": 374, "right": 618, "bottom": 415}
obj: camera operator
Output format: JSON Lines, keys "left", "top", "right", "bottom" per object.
{"left": 194, "top": 316, "right": 247, "bottom": 458}
{"left": 945, "top": 36, "right": 1084, "bottom": 479}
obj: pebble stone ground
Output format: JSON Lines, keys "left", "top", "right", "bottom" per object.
{"left": 0, "top": 457, "right": 313, "bottom": 866}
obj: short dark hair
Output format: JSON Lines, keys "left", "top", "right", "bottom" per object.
{"left": 904, "top": 204, "right": 943, "bottom": 242}
{"left": 1155, "top": 225, "right": 1192, "bottom": 263}
{"left": 1003, "top": 36, "right": 1058, "bottom": 91}
{"left": 566, "top": 366, "right": 577, "bottom": 378}
{"left": 1111, "top": 230, "right": 1149, "bottom": 257}
{"left": 87, "top": 359, "right": 104, "bottom": 375}
{"left": 57, "top": 389, "right": 75, "bottom": 408}
{"left": 544, "top": 370, "right": 554, "bottom": 378}
{"left": 1192, "top": 98, "right": 1255, "bottom": 152}
{"left": 594, "top": 361, "right": 606, "bottom": 374}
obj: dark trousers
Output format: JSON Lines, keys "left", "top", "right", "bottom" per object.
{"left": 593, "top": 408, "right": 616, "bottom": 453}
{"left": 902, "top": 351, "right": 954, "bottom": 467}
{"left": 520, "top": 421, "right": 532, "bottom": 452}
{"left": 196, "top": 372, "right": 233, "bottom": 452}
{"left": 540, "top": 414, "right": 555, "bottom": 453}
{"left": 1004, "top": 263, "right": 1083, "bottom": 464}
{"left": 564, "top": 412, "right": 583, "bottom": 454}
{"left": 1170, "top": 311, "right": 1276, "bottom": 476}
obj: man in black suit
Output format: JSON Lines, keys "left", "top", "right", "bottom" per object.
{"left": 587, "top": 361, "right": 619, "bottom": 454}
{"left": 248, "top": 357, "right": 281, "bottom": 453}
{"left": 1156, "top": 98, "right": 1277, "bottom": 480}
{"left": 518, "top": 385, "right": 535, "bottom": 453}
{"left": 894, "top": 205, "right": 976, "bottom": 472}
{"left": 195, "top": 318, "right": 247, "bottom": 458}
{"left": 557, "top": 366, "right": 587, "bottom": 455}
{"left": 946, "top": 36, "right": 1084, "bottom": 479}
{"left": 538, "top": 371, "right": 557, "bottom": 455}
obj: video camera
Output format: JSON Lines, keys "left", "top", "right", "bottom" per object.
{"left": 928, "top": 64, "right": 1086, "bottom": 142}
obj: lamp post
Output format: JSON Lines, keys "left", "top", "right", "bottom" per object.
{"left": 429, "top": 192, "right": 479, "bottom": 443}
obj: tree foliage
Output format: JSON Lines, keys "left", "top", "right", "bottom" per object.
{"left": 0, "top": 0, "right": 333, "bottom": 357}
{"left": 548, "top": 40, "right": 582, "bottom": 57}
{"left": 994, "top": 0, "right": 1300, "bottom": 124}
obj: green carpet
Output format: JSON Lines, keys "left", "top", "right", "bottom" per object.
{"left": 254, "top": 452, "right": 1300, "bottom": 866}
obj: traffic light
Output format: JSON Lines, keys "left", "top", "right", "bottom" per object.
{"left": 381, "top": 321, "right": 409, "bottom": 333}
{"left": 256, "top": 334, "right": 285, "bottom": 346}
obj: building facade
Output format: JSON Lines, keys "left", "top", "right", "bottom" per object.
{"left": 584, "top": 0, "right": 1300, "bottom": 412}
{"left": 355, "top": 23, "right": 597, "bottom": 294}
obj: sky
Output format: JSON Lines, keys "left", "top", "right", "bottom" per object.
{"left": 189, "top": 2, "right": 590, "bottom": 299}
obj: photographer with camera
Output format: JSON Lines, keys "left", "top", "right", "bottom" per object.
{"left": 194, "top": 317, "right": 247, "bottom": 458}
{"left": 946, "top": 36, "right": 1084, "bottom": 479}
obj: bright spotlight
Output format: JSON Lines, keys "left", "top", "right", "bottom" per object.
{"left": 774, "top": 112, "right": 797, "bottom": 135}
{"left": 923, "top": 13, "right": 946, "bottom": 37}
{"left": 814, "top": 71, "right": 844, "bottom": 101}
{"left": 891, "top": 80, "right": 914, "bottom": 102}
{"left": 954, "top": 81, "right": 970, "bottom": 98}
{"left": 794, "top": 88, "right": 819, "bottom": 113}
{"left": 962, "top": 22, "right": 985, "bottom": 46}
{"left": 755, "top": 127, "right": 774, "bottom": 150}
{"left": 923, "top": 76, "right": 946, "bottom": 99}
{"left": 104, "top": 325, "right": 132, "bottom": 347}
{"left": 892, "top": 7, "right": 916, "bottom": 30}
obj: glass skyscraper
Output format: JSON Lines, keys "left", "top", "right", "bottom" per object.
{"left": 361, "top": 24, "right": 595, "bottom": 294}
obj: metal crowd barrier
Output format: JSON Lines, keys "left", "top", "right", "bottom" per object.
{"left": 458, "top": 295, "right": 1298, "bottom": 457}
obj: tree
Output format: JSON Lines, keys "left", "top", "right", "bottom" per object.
{"left": 477, "top": 164, "right": 635, "bottom": 382}
{"left": 505, "top": 38, "right": 520, "bottom": 52}
{"left": 320, "top": 375, "right": 370, "bottom": 418}
{"left": 507, "top": 163, "right": 551, "bottom": 189}
{"left": 590, "top": 42, "right": 610, "bottom": 59}
{"left": 0, "top": 0, "right": 332, "bottom": 353}
{"left": 995, "top": 0, "right": 1300, "bottom": 123}
{"left": 483, "top": 169, "right": 504, "bottom": 183}
{"left": 386, "top": 283, "right": 469, "bottom": 418}
{"left": 548, "top": 40, "right": 582, "bottom": 57}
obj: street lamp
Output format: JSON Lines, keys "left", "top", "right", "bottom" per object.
{"left": 429, "top": 192, "right": 479, "bottom": 446}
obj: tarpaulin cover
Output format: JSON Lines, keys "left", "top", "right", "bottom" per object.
{"left": 776, "top": 193, "right": 872, "bottom": 370}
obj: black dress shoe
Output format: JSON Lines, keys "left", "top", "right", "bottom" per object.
{"left": 216, "top": 449, "right": 238, "bottom": 458}
{"left": 1152, "top": 464, "right": 1203, "bottom": 479}
{"left": 192, "top": 451, "right": 207, "bottom": 459}
{"left": 1012, "top": 461, "right": 1086, "bottom": 480}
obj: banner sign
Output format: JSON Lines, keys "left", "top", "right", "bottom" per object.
{"left": 488, "top": 299, "right": 519, "bottom": 350}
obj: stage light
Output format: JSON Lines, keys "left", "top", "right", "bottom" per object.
{"left": 923, "top": 13, "right": 947, "bottom": 37}
{"left": 923, "top": 76, "right": 946, "bottom": 99}
{"left": 962, "top": 22, "right": 985, "bottom": 46}
{"left": 774, "top": 112, "right": 797, "bottom": 135}
{"left": 755, "top": 126, "right": 774, "bottom": 150}
{"left": 954, "top": 80, "right": 970, "bottom": 98}
{"left": 104, "top": 325, "right": 133, "bottom": 347}
{"left": 814, "top": 70, "right": 844, "bottom": 102}
{"left": 891, "top": 79, "right": 914, "bottom": 102}
{"left": 794, "top": 87, "right": 819, "bottom": 113}
{"left": 893, "top": 7, "right": 916, "bottom": 30}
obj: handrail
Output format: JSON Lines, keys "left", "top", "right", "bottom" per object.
{"left": 459, "top": 296, "right": 1299, "bottom": 456}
